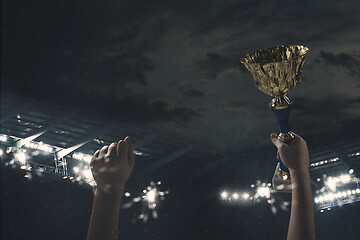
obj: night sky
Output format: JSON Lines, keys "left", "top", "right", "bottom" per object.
{"left": 2, "top": 0, "right": 360, "bottom": 239}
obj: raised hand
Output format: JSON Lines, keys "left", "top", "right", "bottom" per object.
{"left": 90, "top": 136, "right": 135, "bottom": 193}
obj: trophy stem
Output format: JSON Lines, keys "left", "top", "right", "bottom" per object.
{"left": 270, "top": 94, "right": 292, "bottom": 109}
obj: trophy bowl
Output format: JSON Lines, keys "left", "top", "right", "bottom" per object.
{"left": 240, "top": 45, "right": 309, "bottom": 109}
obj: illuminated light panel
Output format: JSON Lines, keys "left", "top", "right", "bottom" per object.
{"left": 133, "top": 150, "right": 147, "bottom": 156}
{"left": 314, "top": 188, "right": 360, "bottom": 210}
{"left": 72, "top": 152, "right": 93, "bottom": 163}
{"left": 24, "top": 141, "right": 53, "bottom": 153}
{"left": 221, "top": 191, "right": 228, "bottom": 199}
{"left": 242, "top": 193, "right": 250, "bottom": 200}
{"left": 14, "top": 151, "right": 27, "bottom": 164}
{"left": 310, "top": 157, "right": 339, "bottom": 167}
{"left": 219, "top": 181, "right": 288, "bottom": 215}
{"left": 256, "top": 186, "right": 271, "bottom": 199}
{"left": 323, "top": 174, "right": 354, "bottom": 192}
{"left": 0, "top": 148, "right": 4, "bottom": 156}
{"left": 232, "top": 193, "right": 239, "bottom": 200}
{"left": 348, "top": 152, "right": 360, "bottom": 157}
{"left": 0, "top": 134, "right": 8, "bottom": 142}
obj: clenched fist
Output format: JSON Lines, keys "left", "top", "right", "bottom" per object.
{"left": 90, "top": 136, "right": 135, "bottom": 193}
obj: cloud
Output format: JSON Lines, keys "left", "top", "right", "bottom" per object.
{"left": 224, "top": 100, "right": 270, "bottom": 114}
{"left": 193, "top": 52, "right": 243, "bottom": 79}
{"left": 184, "top": 89, "right": 205, "bottom": 98}
{"left": 319, "top": 51, "right": 360, "bottom": 75}
{"left": 291, "top": 95, "right": 360, "bottom": 132}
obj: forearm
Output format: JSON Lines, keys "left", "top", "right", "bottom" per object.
{"left": 87, "top": 188, "right": 123, "bottom": 240}
{"left": 287, "top": 170, "right": 315, "bottom": 240}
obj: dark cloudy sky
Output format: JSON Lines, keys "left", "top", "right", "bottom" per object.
{"left": 2, "top": 0, "right": 360, "bottom": 154}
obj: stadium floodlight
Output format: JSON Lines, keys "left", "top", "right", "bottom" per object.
{"left": 146, "top": 189, "right": 157, "bottom": 203}
{"left": 0, "top": 134, "right": 8, "bottom": 142}
{"left": 72, "top": 152, "right": 93, "bottom": 163}
{"left": 310, "top": 157, "right": 339, "bottom": 168}
{"left": 339, "top": 174, "right": 351, "bottom": 184}
{"left": 14, "top": 151, "right": 27, "bottom": 164}
{"left": 232, "top": 193, "right": 239, "bottom": 200}
{"left": 73, "top": 167, "right": 80, "bottom": 173}
{"left": 257, "top": 186, "right": 271, "bottom": 199}
{"left": 221, "top": 191, "right": 228, "bottom": 199}
{"left": 242, "top": 193, "right": 250, "bottom": 200}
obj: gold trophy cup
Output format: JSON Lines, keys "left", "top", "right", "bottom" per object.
{"left": 241, "top": 45, "right": 309, "bottom": 192}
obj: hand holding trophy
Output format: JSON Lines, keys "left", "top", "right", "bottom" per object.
{"left": 241, "top": 45, "right": 309, "bottom": 192}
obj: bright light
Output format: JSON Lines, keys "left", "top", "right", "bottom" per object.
{"left": 125, "top": 192, "right": 131, "bottom": 197}
{"left": 14, "top": 151, "right": 26, "bottom": 164}
{"left": 83, "top": 170, "right": 93, "bottom": 179}
{"left": 325, "top": 177, "right": 337, "bottom": 191}
{"left": 349, "top": 169, "right": 354, "bottom": 174}
{"left": 72, "top": 152, "right": 92, "bottom": 163}
{"left": 232, "top": 193, "right": 239, "bottom": 200}
{"left": 242, "top": 193, "right": 249, "bottom": 200}
{"left": 83, "top": 155, "right": 92, "bottom": 163}
{"left": 73, "top": 167, "right": 80, "bottom": 173}
{"left": 310, "top": 157, "right": 339, "bottom": 167}
{"left": 257, "top": 187, "right": 271, "bottom": 198}
{"left": 24, "top": 141, "right": 53, "bottom": 153}
{"left": 0, "top": 149, "right": 4, "bottom": 156}
{"left": 0, "top": 134, "right": 7, "bottom": 142}
{"left": 221, "top": 191, "right": 228, "bottom": 199}
{"left": 146, "top": 189, "right": 157, "bottom": 203}
{"left": 339, "top": 174, "right": 351, "bottom": 184}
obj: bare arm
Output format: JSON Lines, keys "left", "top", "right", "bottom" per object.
{"left": 87, "top": 136, "right": 135, "bottom": 240}
{"left": 271, "top": 132, "right": 315, "bottom": 240}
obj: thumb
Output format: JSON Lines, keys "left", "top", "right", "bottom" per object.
{"left": 270, "top": 133, "right": 284, "bottom": 149}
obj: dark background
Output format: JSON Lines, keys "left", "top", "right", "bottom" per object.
{"left": 2, "top": 0, "right": 360, "bottom": 239}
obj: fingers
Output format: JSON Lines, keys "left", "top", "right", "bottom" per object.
{"left": 93, "top": 150, "right": 100, "bottom": 158}
{"left": 117, "top": 139, "right": 128, "bottom": 160}
{"left": 90, "top": 150, "right": 101, "bottom": 167}
{"left": 270, "top": 133, "right": 284, "bottom": 149}
{"left": 100, "top": 145, "right": 108, "bottom": 156}
{"left": 125, "top": 136, "right": 135, "bottom": 168}
{"left": 107, "top": 142, "right": 118, "bottom": 158}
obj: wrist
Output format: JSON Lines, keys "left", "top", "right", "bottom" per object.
{"left": 289, "top": 169, "right": 310, "bottom": 182}
{"left": 95, "top": 184, "right": 124, "bottom": 198}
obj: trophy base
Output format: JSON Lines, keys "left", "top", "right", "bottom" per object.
{"left": 278, "top": 132, "right": 294, "bottom": 143}
{"left": 272, "top": 163, "right": 292, "bottom": 193}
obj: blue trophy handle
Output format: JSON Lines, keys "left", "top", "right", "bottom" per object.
{"left": 271, "top": 106, "right": 292, "bottom": 173}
